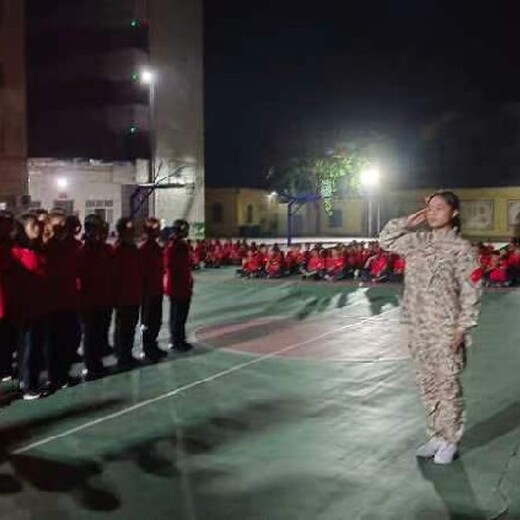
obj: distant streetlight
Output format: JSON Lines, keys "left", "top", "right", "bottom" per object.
{"left": 360, "top": 165, "right": 381, "bottom": 237}
{"left": 56, "top": 177, "right": 68, "bottom": 190}
{"left": 360, "top": 166, "right": 380, "bottom": 189}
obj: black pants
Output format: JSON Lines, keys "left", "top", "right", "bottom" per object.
{"left": 19, "top": 318, "right": 46, "bottom": 392}
{"left": 0, "top": 319, "right": 17, "bottom": 378}
{"left": 169, "top": 298, "right": 191, "bottom": 346}
{"left": 46, "top": 310, "right": 81, "bottom": 386}
{"left": 82, "top": 307, "right": 111, "bottom": 373}
{"left": 141, "top": 295, "right": 163, "bottom": 354}
{"left": 114, "top": 305, "right": 139, "bottom": 364}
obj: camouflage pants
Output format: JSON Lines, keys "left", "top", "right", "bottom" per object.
{"left": 408, "top": 329, "right": 466, "bottom": 443}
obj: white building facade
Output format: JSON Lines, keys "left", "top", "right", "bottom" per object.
{"left": 28, "top": 159, "right": 137, "bottom": 228}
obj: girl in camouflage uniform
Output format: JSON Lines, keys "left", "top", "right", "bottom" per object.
{"left": 379, "top": 191, "right": 482, "bottom": 465}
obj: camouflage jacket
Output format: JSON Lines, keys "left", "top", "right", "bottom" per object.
{"left": 379, "top": 217, "right": 482, "bottom": 334}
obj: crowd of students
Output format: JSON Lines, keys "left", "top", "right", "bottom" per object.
{"left": 1, "top": 210, "right": 518, "bottom": 402}
{"left": 187, "top": 237, "right": 520, "bottom": 286}
{"left": 0, "top": 209, "right": 193, "bottom": 400}
{"left": 474, "top": 241, "right": 520, "bottom": 287}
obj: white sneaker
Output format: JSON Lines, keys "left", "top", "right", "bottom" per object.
{"left": 415, "top": 437, "right": 443, "bottom": 458}
{"left": 433, "top": 441, "right": 458, "bottom": 465}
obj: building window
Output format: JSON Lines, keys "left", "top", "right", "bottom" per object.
{"left": 211, "top": 203, "right": 223, "bottom": 224}
{"left": 328, "top": 209, "right": 343, "bottom": 228}
{"left": 246, "top": 204, "right": 254, "bottom": 224}
{"left": 53, "top": 200, "right": 74, "bottom": 215}
{"left": 86, "top": 199, "right": 114, "bottom": 224}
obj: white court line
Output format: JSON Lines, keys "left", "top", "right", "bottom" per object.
{"left": 12, "top": 307, "right": 398, "bottom": 455}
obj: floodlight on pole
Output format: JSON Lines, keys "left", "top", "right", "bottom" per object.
{"left": 140, "top": 69, "right": 155, "bottom": 85}
{"left": 360, "top": 166, "right": 380, "bottom": 189}
{"left": 140, "top": 68, "right": 157, "bottom": 208}
{"left": 360, "top": 165, "right": 382, "bottom": 237}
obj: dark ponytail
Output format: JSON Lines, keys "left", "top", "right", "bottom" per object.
{"left": 427, "top": 190, "right": 461, "bottom": 232}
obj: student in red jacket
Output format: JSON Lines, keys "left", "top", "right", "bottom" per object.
{"left": 113, "top": 217, "right": 143, "bottom": 369}
{"left": 140, "top": 217, "right": 167, "bottom": 362}
{"left": 43, "top": 212, "right": 81, "bottom": 389}
{"left": 484, "top": 252, "right": 511, "bottom": 287}
{"left": 12, "top": 213, "right": 48, "bottom": 399}
{"left": 324, "top": 248, "right": 346, "bottom": 281}
{"left": 508, "top": 246, "right": 520, "bottom": 284}
{"left": 78, "top": 214, "right": 114, "bottom": 380}
{"left": 164, "top": 219, "right": 193, "bottom": 351}
{"left": 301, "top": 248, "right": 326, "bottom": 280}
{"left": 0, "top": 211, "right": 17, "bottom": 382}
{"left": 265, "top": 246, "right": 285, "bottom": 278}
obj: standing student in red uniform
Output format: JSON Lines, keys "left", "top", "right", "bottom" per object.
{"left": 140, "top": 217, "right": 167, "bottom": 362}
{"left": 164, "top": 219, "right": 193, "bottom": 352}
{"left": 43, "top": 213, "right": 81, "bottom": 390}
{"left": 12, "top": 213, "right": 47, "bottom": 399}
{"left": 113, "top": 217, "right": 143, "bottom": 369}
{"left": 78, "top": 214, "right": 114, "bottom": 380}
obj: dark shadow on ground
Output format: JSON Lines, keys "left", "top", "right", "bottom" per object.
{"left": 366, "top": 287, "right": 400, "bottom": 316}
{"left": 417, "top": 458, "right": 487, "bottom": 519}
{"left": 463, "top": 401, "right": 520, "bottom": 454}
{"left": 0, "top": 399, "right": 125, "bottom": 513}
{"left": 1, "top": 396, "right": 311, "bottom": 518}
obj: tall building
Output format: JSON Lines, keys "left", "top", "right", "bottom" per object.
{"left": 27, "top": 0, "right": 204, "bottom": 233}
{"left": 0, "top": 0, "right": 28, "bottom": 206}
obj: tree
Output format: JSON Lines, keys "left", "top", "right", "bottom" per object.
{"left": 267, "top": 143, "right": 370, "bottom": 214}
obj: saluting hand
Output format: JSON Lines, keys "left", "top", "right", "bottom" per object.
{"left": 405, "top": 208, "right": 427, "bottom": 228}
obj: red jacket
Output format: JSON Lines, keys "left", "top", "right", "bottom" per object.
{"left": 113, "top": 242, "right": 144, "bottom": 306}
{"left": 140, "top": 239, "right": 164, "bottom": 297}
{"left": 45, "top": 239, "right": 80, "bottom": 312}
{"left": 325, "top": 256, "right": 345, "bottom": 272}
{"left": 307, "top": 256, "right": 325, "bottom": 271}
{"left": 489, "top": 267, "right": 508, "bottom": 283}
{"left": 393, "top": 256, "right": 406, "bottom": 273}
{"left": 11, "top": 244, "right": 47, "bottom": 321}
{"left": 164, "top": 237, "right": 193, "bottom": 300}
{"left": 370, "top": 256, "right": 388, "bottom": 277}
{"left": 78, "top": 242, "right": 115, "bottom": 309}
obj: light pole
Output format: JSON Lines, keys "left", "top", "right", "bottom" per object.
{"left": 140, "top": 69, "right": 156, "bottom": 185}
{"left": 360, "top": 166, "right": 381, "bottom": 238}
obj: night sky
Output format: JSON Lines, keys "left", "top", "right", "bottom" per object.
{"left": 204, "top": 1, "right": 518, "bottom": 189}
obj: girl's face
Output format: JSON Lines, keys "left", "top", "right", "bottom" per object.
{"left": 24, "top": 218, "right": 43, "bottom": 240}
{"left": 426, "top": 195, "right": 458, "bottom": 230}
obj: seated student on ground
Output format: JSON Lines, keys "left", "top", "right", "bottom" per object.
{"left": 221, "top": 240, "right": 233, "bottom": 265}
{"left": 301, "top": 247, "right": 326, "bottom": 280}
{"left": 390, "top": 254, "right": 406, "bottom": 282}
{"left": 340, "top": 246, "right": 356, "bottom": 278}
{"left": 361, "top": 248, "right": 390, "bottom": 283}
{"left": 206, "top": 239, "right": 223, "bottom": 268}
{"left": 189, "top": 242, "right": 202, "bottom": 270}
{"left": 195, "top": 239, "right": 207, "bottom": 265}
{"left": 229, "top": 241, "right": 243, "bottom": 265}
{"left": 484, "top": 252, "right": 511, "bottom": 287}
{"left": 265, "top": 245, "right": 285, "bottom": 278}
{"left": 285, "top": 244, "right": 304, "bottom": 275}
{"left": 507, "top": 245, "right": 520, "bottom": 285}
{"left": 237, "top": 250, "right": 264, "bottom": 278}
{"left": 324, "top": 248, "right": 347, "bottom": 281}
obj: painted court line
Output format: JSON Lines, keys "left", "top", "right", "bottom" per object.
{"left": 12, "top": 308, "right": 398, "bottom": 455}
